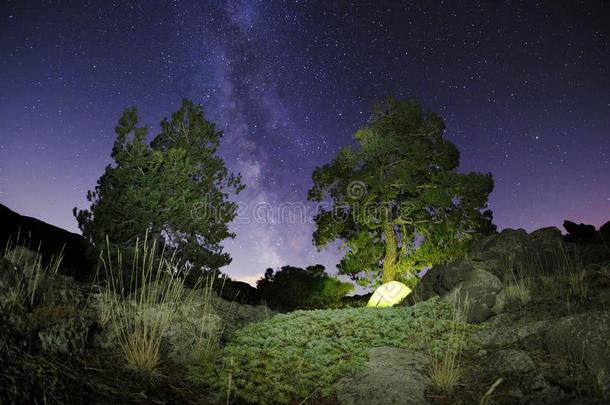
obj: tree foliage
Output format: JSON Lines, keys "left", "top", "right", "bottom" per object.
{"left": 256, "top": 265, "right": 353, "bottom": 310}
{"left": 74, "top": 99, "right": 244, "bottom": 275}
{"left": 308, "top": 97, "right": 494, "bottom": 286}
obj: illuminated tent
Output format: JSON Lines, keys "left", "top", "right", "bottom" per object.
{"left": 367, "top": 280, "right": 412, "bottom": 307}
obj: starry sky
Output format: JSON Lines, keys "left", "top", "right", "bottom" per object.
{"left": 1, "top": 1, "right": 609, "bottom": 285}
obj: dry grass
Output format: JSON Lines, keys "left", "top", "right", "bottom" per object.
{"left": 192, "top": 275, "right": 227, "bottom": 361}
{"left": 3, "top": 235, "right": 63, "bottom": 307}
{"left": 423, "top": 293, "right": 469, "bottom": 391}
{"left": 501, "top": 246, "right": 595, "bottom": 310}
{"left": 100, "top": 235, "right": 194, "bottom": 375}
{"left": 496, "top": 261, "right": 532, "bottom": 312}
{"left": 95, "top": 289, "right": 116, "bottom": 326}
{"left": 536, "top": 245, "right": 593, "bottom": 307}
{"left": 479, "top": 377, "right": 503, "bottom": 405}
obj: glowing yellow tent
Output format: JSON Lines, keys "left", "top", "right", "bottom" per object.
{"left": 367, "top": 280, "right": 412, "bottom": 307}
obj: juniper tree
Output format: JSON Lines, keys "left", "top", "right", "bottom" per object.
{"left": 308, "top": 97, "right": 494, "bottom": 287}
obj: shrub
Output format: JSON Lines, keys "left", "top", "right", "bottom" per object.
{"left": 193, "top": 297, "right": 476, "bottom": 404}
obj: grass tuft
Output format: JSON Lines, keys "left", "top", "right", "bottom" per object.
{"left": 423, "top": 292, "right": 469, "bottom": 391}
{"left": 100, "top": 235, "right": 193, "bottom": 375}
{"left": 3, "top": 235, "right": 63, "bottom": 307}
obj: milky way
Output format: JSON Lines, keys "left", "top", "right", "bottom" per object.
{"left": 1, "top": 1, "right": 608, "bottom": 284}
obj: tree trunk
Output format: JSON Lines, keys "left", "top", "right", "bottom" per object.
{"left": 382, "top": 223, "right": 397, "bottom": 283}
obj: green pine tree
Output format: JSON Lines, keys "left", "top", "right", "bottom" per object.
{"left": 74, "top": 99, "right": 244, "bottom": 276}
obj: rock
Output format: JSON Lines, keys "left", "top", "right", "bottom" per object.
{"left": 518, "top": 371, "right": 571, "bottom": 404}
{"left": 530, "top": 226, "right": 563, "bottom": 245}
{"left": 335, "top": 347, "right": 430, "bottom": 405}
{"left": 544, "top": 311, "right": 610, "bottom": 395}
{"left": 216, "top": 294, "right": 274, "bottom": 340}
{"left": 468, "top": 227, "right": 569, "bottom": 278}
{"left": 530, "top": 226, "right": 564, "bottom": 258}
{"left": 470, "top": 228, "right": 530, "bottom": 267}
{"left": 422, "top": 261, "right": 502, "bottom": 323}
{"left": 37, "top": 274, "right": 87, "bottom": 307}
{"left": 37, "top": 314, "right": 93, "bottom": 355}
{"left": 489, "top": 349, "right": 536, "bottom": 374}
{"left": 2, "top": 247, "right": 86, "bottom": 308}
{"left": 563, "top": 220, "right": 599, "bottom": 243}
{"left": 162, "top": 288, "right": 224, "bottom": 363}
{"left": 3, "top": 246, "right": 40, "bottom": 275}
{"left": 472, "top": 318, "right": 548, "bottom": 347}
{"left": 453, "top": 267, "right": 501, "bottom": 322}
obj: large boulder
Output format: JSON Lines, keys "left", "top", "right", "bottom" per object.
{"left": 563, "top": 220, "right": 599, "bottom": 243}
{"left": 488, "top": 349, "right": 536, "bottom": 374}
{"left": 443, "top": 267, "right": 502, "bottom": 322}
{"left": 469, "top": 228, "right": 530, "bottom": 271}
{"left": 418, "top": 259, "right": 502, "bottom": 323}
{"left": 529, "top": 226, "right": 565, "bottom": 256}
{"left": 335, "top": 347, "right": 430, "bottom": 405}
{"left": 36, "top": 312, "right": 93, "bottom": 355}
{"left": 544, "top": 311, "right": 610, "bottom": 395}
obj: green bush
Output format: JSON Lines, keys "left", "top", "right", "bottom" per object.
{"left": 193, "top": 297, "right": 476, "bottom": 404}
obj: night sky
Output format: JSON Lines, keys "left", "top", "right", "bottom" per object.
{"left": 1, "top": 1, "right": 608, "bottom": 285}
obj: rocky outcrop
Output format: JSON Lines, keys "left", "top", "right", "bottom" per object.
{"left": 335, "top": 347, "right": 430, "bottom": 405}
{"left": 416, "top": 223, "right": 610, "bottom": 322}
{"left": 469, "top": 227, "right": 565, "bottom": 277}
